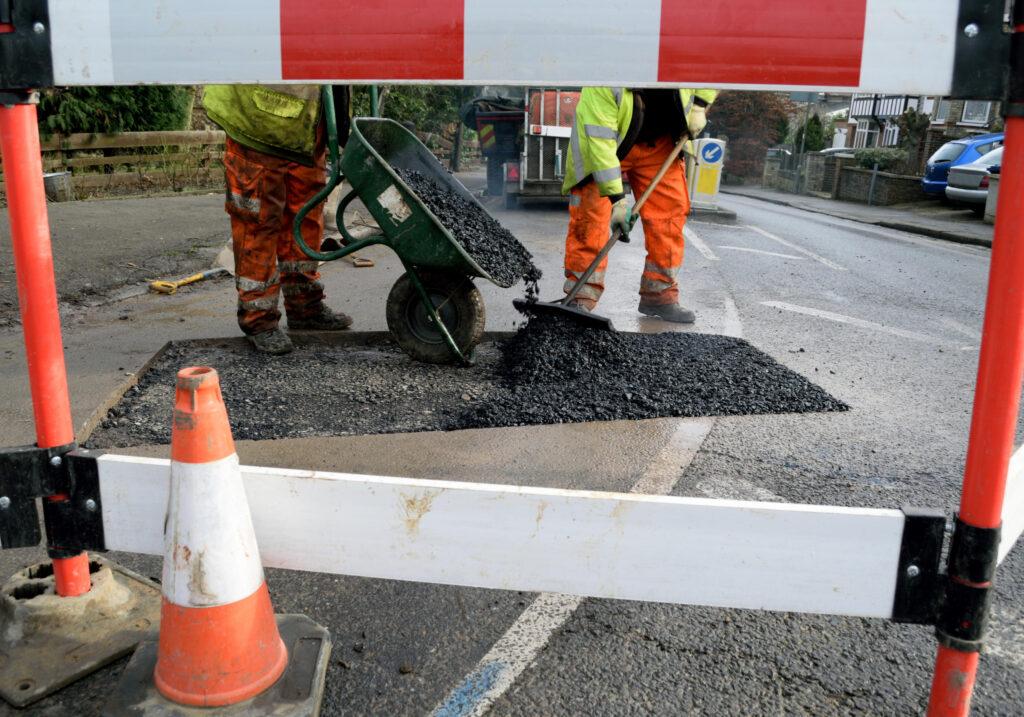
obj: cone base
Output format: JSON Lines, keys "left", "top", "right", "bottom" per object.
{"left": 101, "top": 614, "right": 331, "bottom": 717}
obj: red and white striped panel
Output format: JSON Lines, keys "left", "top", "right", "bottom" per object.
{"left": 50, "top": 0, "right": 957, "bottom": 94}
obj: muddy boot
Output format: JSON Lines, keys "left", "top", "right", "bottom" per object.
{"left": 247, "top": 328, "right": 294, "bottom": 355}
{"left": 288, "top": 306, "right": 354, "bottom": 331}
{"left": 638, "top": 302, "right": 696, "bottom": 324}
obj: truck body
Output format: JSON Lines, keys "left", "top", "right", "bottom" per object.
{"left": 502, "top": 88, "right": 580, "bottom": 209}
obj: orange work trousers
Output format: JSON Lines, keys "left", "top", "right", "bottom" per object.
{"left": 564, "top": 134, "right": 690, "bottom": 307}
{"left": 222, "top": 134, "right": 327, "bottom": 335}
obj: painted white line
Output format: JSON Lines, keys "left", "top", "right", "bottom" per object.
{"left": 937, "top": 316, "right": 982, "bottom": 341}
{"left": 761, "top": 301, "right": 949, "bottom": 346}
{"left": 744, "top": 225, "right": 847, "bottom": 271}
{"left": 719, "top": 246, "right": 808, "bottom": 261}
{"left": 721, "top": 295, "right": 743, "bottom": 339}
{"left": 684, "top": 225, "right": 718, "bottom": 261}
{"left": 431, "top": 419, "right": 714, "bottom": 717}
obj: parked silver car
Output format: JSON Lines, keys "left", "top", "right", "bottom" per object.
{"left": 945, "top": 146, "right": 1003, "bottom": 215}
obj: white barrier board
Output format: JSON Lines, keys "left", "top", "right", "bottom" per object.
{"left": 48, "top": 0, "right": 959, "bottom": 94}
{"left": 98, "top": 454, "right": 907, "bottom": 619}
{"left": 999, "top": 445, "right": 1024, "bottom": 564}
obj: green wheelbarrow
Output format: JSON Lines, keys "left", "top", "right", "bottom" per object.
{"left": 293, "top": 91, "right": 510, "bottom": 366}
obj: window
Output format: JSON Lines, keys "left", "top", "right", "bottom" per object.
{"left": 932, "top": 98, "right": 950, "bottom": 123}
{"left": 882, "top": 120, "right": 900, "bottom": 147}
{"left": 961, "top": 101, "right": 991, "bottom": 125}
{"left": 853, "top": 119, "right": 879, "bottom": 148}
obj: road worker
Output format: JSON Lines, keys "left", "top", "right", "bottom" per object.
{"left": 562, "top": 87, "right": 717, "bottom": 323}
{"left": 201, "top": 85, "right": 353, "bottom": 354}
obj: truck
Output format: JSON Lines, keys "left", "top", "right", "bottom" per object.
{"left": 501, "top": 88, "right": 580, "bottom": 209}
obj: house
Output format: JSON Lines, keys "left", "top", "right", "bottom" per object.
{"left": 849, "top": 94, "right": 1001, "bottom": 151}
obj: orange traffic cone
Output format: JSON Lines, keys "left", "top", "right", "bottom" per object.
{"left": 104, "top": 366, "right": 330, "bottom": 716}
{"left": 153, "top": 366, "right": 287, "bottom": 706}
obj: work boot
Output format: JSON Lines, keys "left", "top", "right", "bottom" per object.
{"left": 638, "top": 303, "right": 696, "bottom": 324}
{"left": 247, "top": 328, "right": 294, "bottom": 355}
{"left": 288, "top": 306, "right": 354, "bottom": 331}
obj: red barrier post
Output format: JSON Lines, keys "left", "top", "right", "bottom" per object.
{"left": 0, "top": 101, "right": 91, "bottom": 597}
{"left": 925, "top": 102, "right": 1024, "bottom": 717}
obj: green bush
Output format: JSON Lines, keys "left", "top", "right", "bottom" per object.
{"left": 37, "top": 86, "right": 195, "bottom": 136}
{"left": 854, "top": 147, "right": 907, "bottom": 171}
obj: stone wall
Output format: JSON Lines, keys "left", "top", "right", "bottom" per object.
{"left": 837, "top": 167, "right": 924, "bottom": 205}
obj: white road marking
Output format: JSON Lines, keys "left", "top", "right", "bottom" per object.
{"left": 722, "top": 295, "right": 743, "bottom": 339}
{"left": 743, "top": 225, "right": 847, "bottom": 271}
{"left": 719, "top": 246, "right": 808, "bottom": 261}
{"left": 431, "top": 419, "right": 714, "bottom": 717}
{"left": 761, "top": 301, "right": 950, "bottom": 346}
{"left": 684, "top": 225, "right": 717, "bottom": 261}
{"left": 937, "top": 316, "right": 982, "bottom": 341}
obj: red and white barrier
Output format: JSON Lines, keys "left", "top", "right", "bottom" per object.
{"left": 49, "top": 0, "right": 958, "bottom": 94}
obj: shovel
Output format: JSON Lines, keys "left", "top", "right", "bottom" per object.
{"left": 513, "top": 133, "right": 691, "bottom": 331}
{"left": 150, "top": 267, "right": 230, "bottom": 294}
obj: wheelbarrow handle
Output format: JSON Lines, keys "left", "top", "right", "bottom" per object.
{"left": 292, "top": 85, "right": 346, "bottom": 262}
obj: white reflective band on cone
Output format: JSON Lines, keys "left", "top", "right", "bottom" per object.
{"left": 163, "top": 454, "right": 265, "bottom": 608}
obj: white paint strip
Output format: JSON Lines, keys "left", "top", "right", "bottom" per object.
{"left": 761, "top": 301, "right": 949, "bottom": 346}
{"left": 937, "top": 316, "right": 982, "bottom": 341}
{"left": 163, "top": 454, "right": 264, "bottom": 607}
{"left": 107, "top": 0, "right": 283, "bottom": 84}
{"left": 684, "top": 225, "right": 717, "bottom": 261}
{"left": 464, "top": 0, "right": 661, "bottom": 84}
{"left": 744, "top": 225, "right": 846, "bottom": 271}
{"left": 998, "top": 445, "right": 1024, "bottom": 565}
{"left": 860, "top": 0, "right": 958, "bottom": 96}
{"left": 98, "top": 453, "right": 906, "bottom": 618}
{"left": 49, "top": 0, "right": 115, "bottom": 85}
{"left": 719, "top": 246, "right": 808, "bottom": 261}
{"left": 721, "top": 296, "right": 743, "bottom": 339}
{"left": 433, "top": 419, "right": 713, "bottom": 717}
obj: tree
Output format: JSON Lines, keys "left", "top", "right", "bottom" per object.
{"left": 895, "top": 107, "right": 931, "bottom": 164}
{"left": 350, "top": 85, "right": 463, "bottom": 135}
{"left": 794, "top": 114, "right": 827, "bottom": 152}
{"left": 37, "top": 86, "right": 195, "bottom": 135}
{"left": 709, "top": 91, "right": 795, "bottom": 180}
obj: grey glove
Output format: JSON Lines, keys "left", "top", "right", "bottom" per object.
{"left": 687, "top": 105, "right": 707, "bottom": 138}
{"left": 610, "top": 197, "right": 636, "bottom": 239}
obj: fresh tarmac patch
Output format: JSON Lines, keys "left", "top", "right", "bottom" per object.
{"left": 87, "top": 316, "right": 847, "bottom": 449}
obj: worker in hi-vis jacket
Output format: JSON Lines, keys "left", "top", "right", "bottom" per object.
{"left": 561, "top": 87, "right": 717, "bottom": 323}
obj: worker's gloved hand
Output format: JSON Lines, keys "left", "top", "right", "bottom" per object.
{"left": 687, "top": 105, "right": 707, "bottom": 138}
{"left": 609, "top": 197, "right": 636, "bottom": 241}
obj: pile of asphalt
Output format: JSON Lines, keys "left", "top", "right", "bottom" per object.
{"left": 394, "top": 168, "right": 541, "bottom": 294}
{"left": 87, "top": 316, "right": 847, "bottom": 449}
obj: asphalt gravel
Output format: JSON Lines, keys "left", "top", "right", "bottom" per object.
{"left": 394, "top": 168, "right": 541, "bottom": 293}
{"left": 86, "top": 316, "right": 846, "bottom": 449}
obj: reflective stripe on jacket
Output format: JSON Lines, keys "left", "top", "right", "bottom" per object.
{"left": 562, "top": 87, "right": 717, "bottom": 197}
{"left": 203, "top": 84, "right": 322, "bottom": 166}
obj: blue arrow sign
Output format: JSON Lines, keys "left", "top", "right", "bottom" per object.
{"left": 701, "top": 143, "right": 723, "bottom": 164}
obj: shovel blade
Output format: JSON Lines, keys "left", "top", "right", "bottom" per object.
{"left": 512, "top": 298, "right": 615, "bottom": 331}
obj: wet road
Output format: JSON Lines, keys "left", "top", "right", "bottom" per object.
{"left": 0, "top": 192, "right": 1022, "bottom": 715}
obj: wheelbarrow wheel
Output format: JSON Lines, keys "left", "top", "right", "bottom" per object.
{"left": 386, "top": 270, "right": 486, "bottom": 364}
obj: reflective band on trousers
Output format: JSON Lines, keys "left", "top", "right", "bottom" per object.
{"left": 592, "top": 166, "right": 622, "bottom": 183}
{"left": 236, "top": 271, "right": 280, "bottom": 293}
{"left": 644, "top": 260, "right": 680, "bottom": 280}
{"left": 227, "top": 191, "right": 259, "bottom": 214}
{"left": 584, "top": 124, "right": 619, "bottom": 141}
{"left": 282, "top": 279, "right": 323, "bottom": 296}
{"left": 563, "top": 278, "right": 602, "bottom": 300}
{"left": 569, "top": 194, "right": 581, "bottom": 207}
{"left": 640, "top": 276, "right": 674, "bottom": 293}
{"left": 240, "top": 296, "right": 278, "bottom": 311}
{"left": 280, "top": 260, "right": 319, "bottom": 273}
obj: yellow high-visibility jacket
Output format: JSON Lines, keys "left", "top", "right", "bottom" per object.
{"left": 562, "top": 87, "right": 718, "bottom": 197}
{"left": 202, "top": 84, "right": 323, "bottom": 166}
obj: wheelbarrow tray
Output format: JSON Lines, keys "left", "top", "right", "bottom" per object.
{"left": 340, "top": 118, "right": 498, "bottom": 284}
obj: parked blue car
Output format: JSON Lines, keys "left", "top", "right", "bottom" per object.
{"left": 922, "top": 132, "right": 1004, "bottom": 196}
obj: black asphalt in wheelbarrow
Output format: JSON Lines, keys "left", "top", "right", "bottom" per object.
{"left": 85, "top": 318, "right": 847, "bottom": 449}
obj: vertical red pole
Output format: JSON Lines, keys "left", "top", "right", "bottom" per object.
{"left": 0, "top": 102, "right": 91, "bottom": 597}
{"left": 925, "top": 116, "right": 1024, "bottom": 715}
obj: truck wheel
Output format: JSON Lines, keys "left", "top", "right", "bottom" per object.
{"left": 386, "top": 270, "right": 486, "bottom": 364}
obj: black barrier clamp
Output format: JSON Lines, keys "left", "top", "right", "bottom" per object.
{"left": 953, "top": 0, "right": 1012, "bottom": 101}
{"left": 0, "top": 0, "right": 52, "bottom": 98}
{"left": 935, "top": 515, "right": 1002, "bottom": 652}
{"left": 0, "top": 444, "right": 105, "bottom": 554}
{"left": 891, "top": 507, "right": 948, "bottom": 625}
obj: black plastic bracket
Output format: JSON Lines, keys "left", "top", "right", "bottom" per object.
{"left": 951, "top": 0, "right": 1011, "bottom": 100}
{"left": 891, "top": 506, "right": 948, "bottom": 624}
{"left": 935, "top": 515, "right": 1000, "bottom": 652}
{"left": 0, "top": 443, "right": 105, "bottom": 552}
{"left": 0, "top": 0, "right": 52, "bottom": 94}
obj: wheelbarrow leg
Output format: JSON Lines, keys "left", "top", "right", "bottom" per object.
{"left": 401, "top": 260, "right": 476, "bottom": 366}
